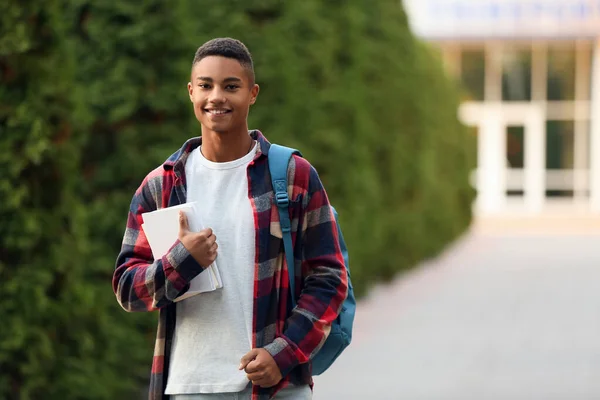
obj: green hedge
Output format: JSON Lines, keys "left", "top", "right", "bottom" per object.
{"left": 0, "top": 0, "right": 475, "bottom": 398}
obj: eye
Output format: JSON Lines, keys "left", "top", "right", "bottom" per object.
{"left": 225, "top": 84, "right": 240, "bottom": 91}
{"left": 198, "top": 83, "right": 211, "bottom": 89}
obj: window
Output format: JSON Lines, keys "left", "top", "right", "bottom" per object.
{"left": 546, "top": 120, "right": 575, "bottom": 198}
{"left": 546, "top": 121, "right": 575, "bottom": 170}
{"left": 506, "top": 126, "right": 525, "bottom": 169}
{"left": 502, "top": 49, "right": 532, "bottom": 102}
{"left": 547, "top": 46, "right": 576, "bottom": 101}
{"left": 460, "top": 50, "right": 485, "bottom": 101}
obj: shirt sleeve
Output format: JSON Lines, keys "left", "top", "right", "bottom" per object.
{"left": 264, "top": 160, "right": 349, "bottom": 377}
{"left": 112, "top": 175, "right": 206, "bottom": 312}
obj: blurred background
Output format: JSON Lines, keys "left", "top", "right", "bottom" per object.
{"left": 315, "top": 1, "right": 600, "bottom": 399}
{"left": 405, "top": 0, "right": 600, "bottom": 219}
{"left": 0, "top": 0, "right": 598, "bottom": 399}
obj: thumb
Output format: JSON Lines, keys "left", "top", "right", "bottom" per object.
{"left": 178, "top": 211, "right": 190, "bottom": 234}
{"left": 239, "top": 349, "right": 260, "bottom": 370}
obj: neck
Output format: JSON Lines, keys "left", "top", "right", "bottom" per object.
{"left": 200, "top": 128, "right": 254, "bottom": 162}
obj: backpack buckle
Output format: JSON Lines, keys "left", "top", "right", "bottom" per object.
{"left": 275, "top": 191, "right": 289, "bottom": 207}
{"left": 273, "top": 180, "right": 289, "bottom": 207}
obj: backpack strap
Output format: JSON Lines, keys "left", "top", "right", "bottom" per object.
{"left": 268, "top": 144, "right": 302, "bottom": 307}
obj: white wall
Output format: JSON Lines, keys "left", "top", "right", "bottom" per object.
{"left": 589, "top": 40, "right": 600, "bottom": 212}
{"left": 403, "top": 0, "right": 600, "bottom": 40}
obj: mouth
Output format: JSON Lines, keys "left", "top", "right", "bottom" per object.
{"left": 204, "top": 108, "right": 232, "bottom": 116}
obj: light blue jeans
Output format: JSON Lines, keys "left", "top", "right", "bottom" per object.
{"left": 170, "top": 384, "right": 312, "bottom": 400}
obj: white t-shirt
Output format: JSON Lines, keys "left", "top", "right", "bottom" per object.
{"left": 165, "top": 141, "right": 258, "bottom": 394}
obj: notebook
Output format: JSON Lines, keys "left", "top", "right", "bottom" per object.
{"left": 141, "top": 202, "right": 222, "bottom": 302}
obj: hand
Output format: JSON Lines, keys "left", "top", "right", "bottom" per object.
{"left": 239, "top": 348, "right": 282, "bottom": 388}
{"left": 178, "top": 211, "right": 218, "bottom": 268}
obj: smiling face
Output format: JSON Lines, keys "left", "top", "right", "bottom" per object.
{"left": 188, "top": 56, "right": 259, "bottom": 136}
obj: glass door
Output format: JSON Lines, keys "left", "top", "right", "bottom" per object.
{"left": 500, "top": 105, "right": 545, "bottom": 213}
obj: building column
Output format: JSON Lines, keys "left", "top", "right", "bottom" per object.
{"left": 524, "top": 108, "right": 545, "bottom": 213}
{"left": 574, "top": 41, "right": 592, "bottom": 203}
{"left": 477, "top": 107, "right": 506, "bottom": 215}
{"left": 590, "top": 40, "right": 600, "bottom": 213}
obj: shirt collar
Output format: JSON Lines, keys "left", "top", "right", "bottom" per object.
{"left": 162, "top": 130, "right": 271, "bottom": 174}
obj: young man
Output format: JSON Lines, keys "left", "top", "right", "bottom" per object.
{"left": 113, "top": 38, "right": 348, "bottom": 400}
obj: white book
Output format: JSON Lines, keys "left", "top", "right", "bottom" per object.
{"left": 141, "top": 202, "right": 222, "bottom": 302}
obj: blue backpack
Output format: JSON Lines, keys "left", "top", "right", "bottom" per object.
{"left": 268, "top": 144, "right": 356, "bottom": 376}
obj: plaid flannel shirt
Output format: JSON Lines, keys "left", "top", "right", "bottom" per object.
{"left": 112, "top": 130, "right": 348, "bottom": 400}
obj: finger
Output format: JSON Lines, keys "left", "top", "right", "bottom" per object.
{"left": 208, "top": 235, "right": 217, "bottom": 246}
{"left": 203, "top": 231, "right": 217, "bottom": 244}
{"left": 209, "top": 243, "right": 218, "bottom": 254}
{"left": 244, "top": 359, "right": 262, "bottom": 374}
{"left": 202, "top": 227, "right": 213, "bottom": 238}
{"left": 211, "top": 242, "right": 218, "bottom": 251}
{"left": 246, "top": 371, "right": 264, "bottom": 381}
{"left": 239, "top": 349, "right": 259, "bottom": 370}
{"left": 250, "top": 377, "right": 267, "bottom": 386}
{"left": 252, "top": 378, "right": 273, "bottom": 388}
{"left": 178, "top": 212, "right": 190, "bottom": 233}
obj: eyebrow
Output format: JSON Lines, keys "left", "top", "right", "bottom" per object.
{"left": 196, "top": 77, "right": 243, "bottom": 83}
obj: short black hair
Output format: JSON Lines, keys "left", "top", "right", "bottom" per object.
{"left": 192, "top": 38, "right": 255, "bottom": 85}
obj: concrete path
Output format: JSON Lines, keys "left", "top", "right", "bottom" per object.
{"left": 313, "top": 224, "right": 600, "bottom": 400}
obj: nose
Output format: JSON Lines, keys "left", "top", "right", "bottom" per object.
{"left": 208, "top": 86, "right": 226, "bottom": 104}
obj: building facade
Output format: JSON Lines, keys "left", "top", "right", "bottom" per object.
{"left": 403, "top": 0, "right": 600, "bottom": 216}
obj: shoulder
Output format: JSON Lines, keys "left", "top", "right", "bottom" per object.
{"left": 133, "top": 163, "right": 172, "bottom": 212}
{"left": 288, "top": 154, "right": 324, "bottom": 195}
{"left": 137, "top": 138, "right": 198, "bottom": 205}
{"left": 289, "top": 154, "right": 312, "bottom": 176}
{"left": 140, "top": 165, "right": 168, "bottom": 195}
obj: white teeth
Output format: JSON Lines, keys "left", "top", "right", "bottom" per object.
{"left": 207, "top": 109, "right": 229, "bottom": 115}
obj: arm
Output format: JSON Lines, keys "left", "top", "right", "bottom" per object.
{"left": 112, "top": 177, "right": 205, "bottom": 312}
{"left": 264, "top": 162, "right": 349, "bottom": 377}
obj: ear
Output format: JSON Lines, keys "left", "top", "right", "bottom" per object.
{"left": 249, "top": 84, "right": 260, "bottom": 105}
{"left": 187, "top": 82, "right": 194, "bottom": 102}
